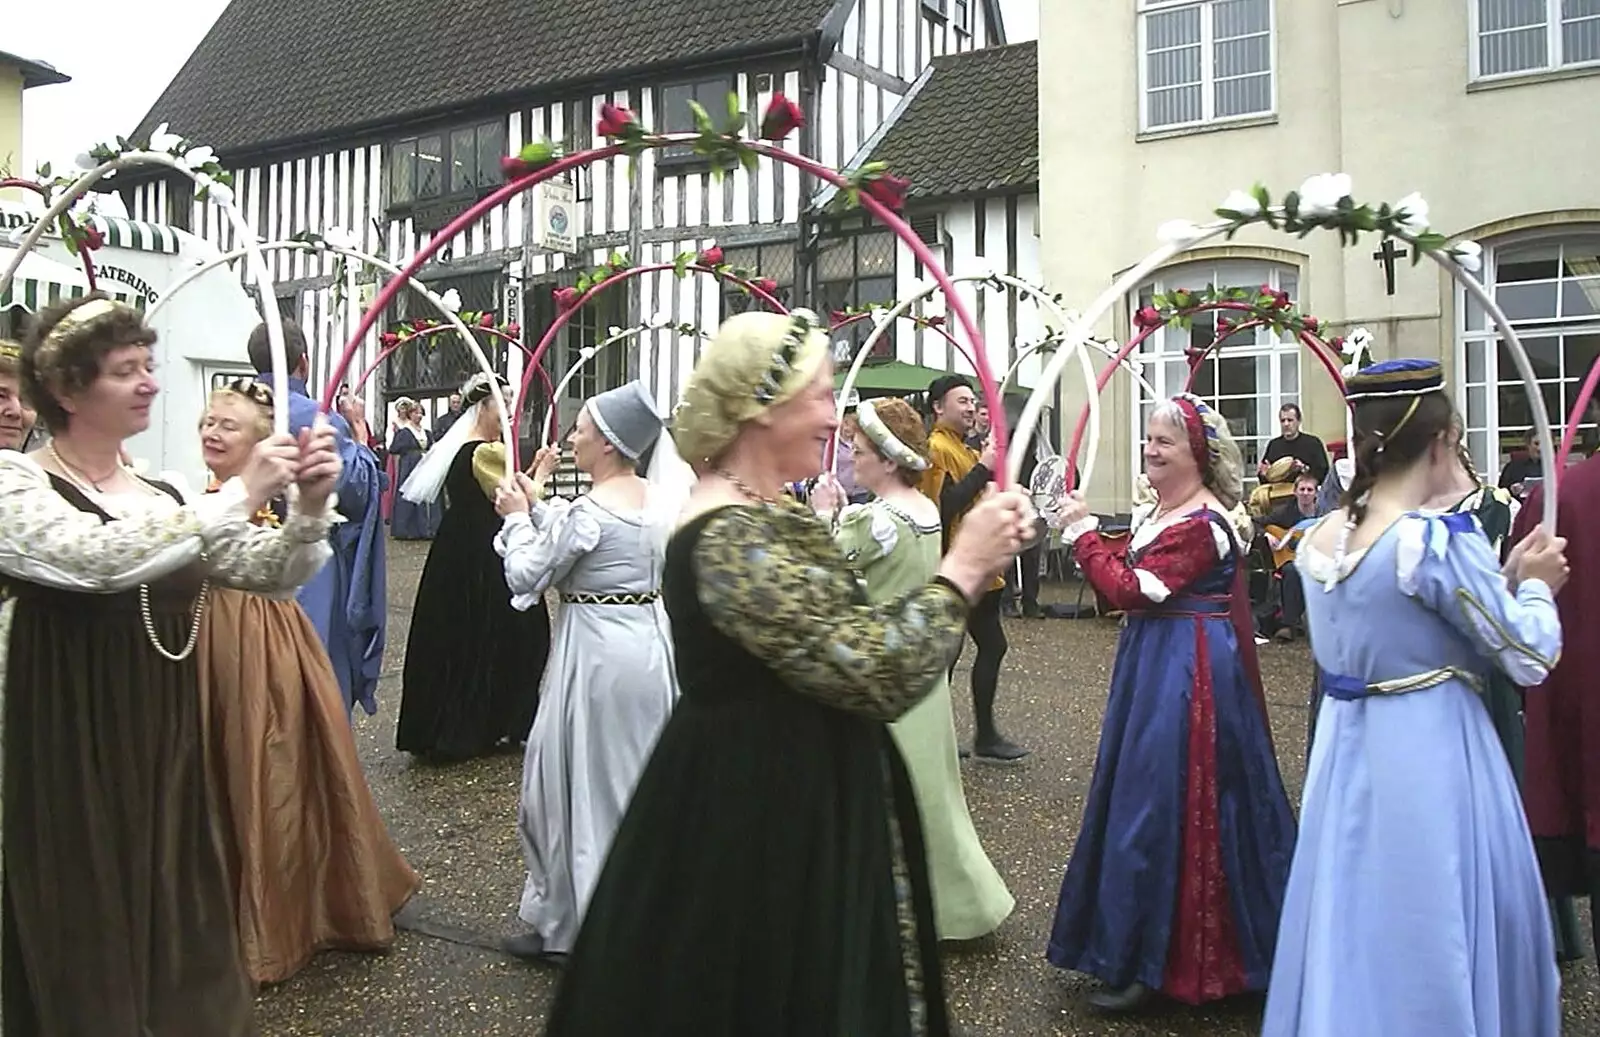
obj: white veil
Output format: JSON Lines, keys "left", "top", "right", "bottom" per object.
{"left": 400, "top": 400, "right": 485, "bottom": 504}
{"left": 644, "top": 421, "right": 697, "bottom": 528}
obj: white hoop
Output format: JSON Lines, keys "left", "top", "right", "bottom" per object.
{"left": 543, "top": 324, "right": 706, "bottom": 445}
{"left": 0, "top": 152, "right": 288, "bottom": 434}
{"left": 1006, "top": 216, "right": 1556, "bottom": 532}
{"left": 833, "top": 272, "right": 1102, "bottom": 487}
{"left": 1003, "top": 335, "right": 1160, "bottom": 403}
{"left": 148, "top": 237, "right": 510, "bottom": 451}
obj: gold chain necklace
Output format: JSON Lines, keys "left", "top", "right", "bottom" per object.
{"left": 715, "top": 467, "right": 781, "bottom": 506}
{"left": 48, "top": 441, "right": 209, "bottom": 662}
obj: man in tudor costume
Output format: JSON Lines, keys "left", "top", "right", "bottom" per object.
{"left": 1510, "top": 452, "right": 1600, "bottom": 955}
{"left": 1044, "top": 392, "right": 1294, "bottom": 1013}
{"left": 248, "top": 320, "right": 388, "bottom": 717}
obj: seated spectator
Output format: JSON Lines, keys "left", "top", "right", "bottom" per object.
{"left": 1253, "top": 471, "right": 1325, "bottom": 641}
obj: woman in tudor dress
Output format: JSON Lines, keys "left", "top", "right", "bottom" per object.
{"left": 1263, "top": 360, "right": 1565, "bottom": 1036}
{"left": 0, "top": 294, "right": 338, "bottom": 1034}
{"left": 543, "top": 310, "right": 1035, "bottom": 1035}
{"left": 388, "top": 397, "right": 439, "bottom": 539}
{"left": 395, "top": 372, "right": 549, "bottom": 760}
{"left": 810, "top": 397, "right": 1014, "bottom": 942}
{"left": 1046, "top": 392, "right": 1296, "bottom": 1013}
{"left": 196, "top": 380, "right": 419, "bottom": 984}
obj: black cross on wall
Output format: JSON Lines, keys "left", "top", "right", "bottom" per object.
{"left": 1373, "top": 238, "right": 1410, "bottom": 296}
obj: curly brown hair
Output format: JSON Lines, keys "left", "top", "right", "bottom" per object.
{"left": 21, "top": 294, "right": 157, "bottom": 432}
{"left": 862, "top": 396, "right": 931, "bottom": 487}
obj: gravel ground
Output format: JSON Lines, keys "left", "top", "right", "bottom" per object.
{"left": 256, "top": 540, "right": 1600, "bottom": 1035}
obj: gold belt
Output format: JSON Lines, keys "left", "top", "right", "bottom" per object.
{"left": 559, "top": 591, "right": 660, "bottom": 605}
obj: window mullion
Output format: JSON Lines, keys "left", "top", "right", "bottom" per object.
{"left": 1200, "top": 1, "right": 1216, "bottom": 123}
{"left": 1550, "top": 0, "right": 1562, "bottom": 66}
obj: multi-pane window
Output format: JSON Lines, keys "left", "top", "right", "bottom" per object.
{"left": 816, "top": 232, "right": 897, "bottom": 361}
{"left": 1473, "top": 0, "right": 1600, "bottom": 79}
{"left": 563, "top": 288, "right": 628, "bottom": 405}
{"left": 1138, "top": 0, "right": 1274, "bottom": 132}
{"left": 1457, "top": 233, "right": 1600, "bottom": 477}
{"left": 1131, "top": 260, "right": 1302, "bottom": 483}
{"left": 718, "top": 244, "right": 797, "bottom": 319}
{"left": 383, "top": 273, "right": 506, "bottom": 393}
{"left": 657, "top": 78, "right": 734, "bottom": 162}
{"left": 388, "top": 120, "right": 506, "bottom": 206}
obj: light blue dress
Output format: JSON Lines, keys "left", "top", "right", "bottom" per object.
{"left": 1263, "top": 511, "right": 1563, "bottom": 1037}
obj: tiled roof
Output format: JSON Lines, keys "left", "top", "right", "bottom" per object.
{"left": 132, "top": 0, "right": 839, "bottom": 158}
{"left": 868, "top": 41, "right": 1037, "bottom": 200}
{"left": 0, "top": 50, "right": 71, "bottom": 89}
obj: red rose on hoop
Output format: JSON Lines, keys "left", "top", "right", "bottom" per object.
{"left": 411, "top": 318, "right": 430, "bottom": 331}
{"left": 379, "top": 332, "right": 400, "bottom": 347}
{"left": 759, "top": 94, "right": 805, "bottom": 141}
{"left": 479, "top": 312, "right": 496, "bottom": 328}
{"left": 1272, "top": 290, "right": 1291, "bottom": 310}
{"left": 1301, "top": 315, "right": 1319, "bottom": 332}
{"left": 1134, "top": 306, "right": 1164, "bottom": 332}
{"left": 924, "top": 315, "right": 947, "bottom": 328}
{"left": 752, "top": 277, "right": 778, "bottom": 295}
{"left": 504, "top": 322, "right": 521, "bottom": 338}
{"left": 82, "top": 224, "right": 105, "bottom": 251}
{"left": 862, "top": 173, "right": 911, "bottom": 212}
{"left": 553, "top": 287, "right": 582, "bottom": 313}
{"left": 597, "top": 103, "right": 637, "bottom": 139}
{"left": 698, "top": 245, "right": 725, "bottom": 267}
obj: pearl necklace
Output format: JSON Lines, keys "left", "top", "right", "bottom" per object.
{"left": 48, "top": 442, "right": 209, "bottom": 662}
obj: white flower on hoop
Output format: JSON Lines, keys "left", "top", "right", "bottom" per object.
{"left": 1156, "top": 219, "right": 1204, "bottom": 245}
{"left": 579, "top": 345, "right": 597, "bottom": 361}
{"left": 148, "top": 123, "right": 185, "bottom": 154}
{"left": 1451, "top": 239, "right": 1483, "bottom": 274}
{"left": 1345, "top": 327, "right": 1373, "bottom": 360}
{"left": 648, "top": 311, "right": 673, "bottom": 329}
{"left": 1392, "top": 192, "right": 1430, "bottom": 235}
{"left": 1219, "top": 189, "right": 1262, "bottom": 217}
{"left": 200, "top": 180, "right": 235, "bottom": 206}
{"left": 181, "top": 145, "right": 216, "bottom": 171}
{"left": 1296, "top": 172, "right": 1353, "bottom": 218}
{"left": 322, "top": 227, "right": 360, "bottom": 250}
{"left": 74, "top": 152, "right": 98, "bottom": 172}
{"left": 438, "top": 288, "right": 462, "bottom": 312}
{"left": 606, "top": 325, "right": 624, "bottom": 338}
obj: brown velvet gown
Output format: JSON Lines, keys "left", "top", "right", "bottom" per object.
{"left": 198, "top": 495, "right": 418, "bottom": 985}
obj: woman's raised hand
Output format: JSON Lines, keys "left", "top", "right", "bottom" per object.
{"left": 239, "top": 433, "right": 299, "bottom": 512}
{"left": 938, "top": 488, "right": 1035, "bottom": 603}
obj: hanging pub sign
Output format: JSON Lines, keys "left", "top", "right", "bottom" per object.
{"left": 537, "top": 180, "right": 578, "bottom": 254}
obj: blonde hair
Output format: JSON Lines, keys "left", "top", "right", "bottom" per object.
{"left": 202, "top": 387, "right": 272, "bottom": 441}
{"left": 1148, "top": 398, "right": 1244, "bottom": 510}
{"left": 673, "top": 310, "right": 829, "bottom": 465}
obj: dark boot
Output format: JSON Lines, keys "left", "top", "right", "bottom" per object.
{"left": 1086, "top": 982, "right": 1152, "bottom": 1013}
{"left": 972, "top": 735, "right": 1030, "bottom": 762}
{"left": 503, "top": 931, "right": 557, "bottom": 962}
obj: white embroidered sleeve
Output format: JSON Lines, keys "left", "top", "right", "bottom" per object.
{"left": 201, "top": 490, "right": 338, "bottom": 597}
{"left": 0, "top": 455, "right": 256, "bottom": 593}
{"left": 494, "top": 497, "right": 602, "bottom": 610}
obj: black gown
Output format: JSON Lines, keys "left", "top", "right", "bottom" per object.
{"left": 545, "top": 502, "right": 967, "bottom": 1036}
{"left": 395, "top": 441, "right": 549, "bottom": 758}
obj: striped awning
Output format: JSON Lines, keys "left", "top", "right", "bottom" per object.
{"left": 0, "top": 247, "right": 146, "bottom": 312}
{"left": 85, "top": 215, "right": 180, "bottom": 254}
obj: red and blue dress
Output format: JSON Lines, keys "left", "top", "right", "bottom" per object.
{"left": 1047, "top": 507, "right": 1296, "bottom": 1002}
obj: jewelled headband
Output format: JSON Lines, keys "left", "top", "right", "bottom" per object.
{"left": 754, "top": 308, "right": 821, "bottom": 405}
{"left": 462, "top": 371, "right": 510, "bottom": 407}
{"left": 1171, "top": 393, "right": 1220, "bottom": 473}
{"left": 38, "top": 298, "right": 130, "bottom": 367}
{"left": 855, "top": 399, "right": 929, "bottom": 472}
{"left": 222, "top": 376, "right": 275, "bottom": 409}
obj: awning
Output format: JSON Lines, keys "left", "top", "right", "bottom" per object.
{"left": 835, "top": 358, "right": 1029, "bottom": 397}
{"left": 85, "top": 215, "right": 181, "bottom": 254}
{"left": 0, "top": 247, "right": 147, "bottom": 312}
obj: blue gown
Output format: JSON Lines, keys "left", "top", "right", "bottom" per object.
{"left": 1263, "top": 511, "right": 1563, "bottom": 1037}
{"left": 284, "top": 377, "right": 387, "bottom": 717}
{"left": 1047, "top": 509, "right": 1295, "bottom": 1002}
{"left": 388, "top": 427, "right": 440, "bottom": 540}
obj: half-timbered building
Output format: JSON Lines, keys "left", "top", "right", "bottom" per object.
{"left": 120, "top": 0, "right": 1013, "bottom": 445}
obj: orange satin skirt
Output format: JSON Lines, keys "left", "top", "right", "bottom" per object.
{"left": 199, "top": 587, "right": 419, "bottom": 985}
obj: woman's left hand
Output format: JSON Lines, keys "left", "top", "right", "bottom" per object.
{"left": 495, "top": 477, "right": 530, "bottom": 518}
{"left": 295, "top": 418, "right": 342, "bottom": 512}
{"left": 1050, "top": 490, "right": 1091, "bottom": 531}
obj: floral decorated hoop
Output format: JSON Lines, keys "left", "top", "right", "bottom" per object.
{"left": 1011, "top": 177, "right": 1558, "bottom": 532}
{"left": 0, "top": 175, "right": 107, "bottom": 290}
{"left": 146, "top": 233, "right": 505, "bottom": 435}
{"left": 1003, "top": 330, "right": 1160, "bottom": 403}
{"left": 543, "top": 316, "right": 710, "bottom": 446}
{"left": 353, "top": 319, "right": 556, "bottom": 433}
{"left": 0, "top": 130, "right": 292, "bottom": 434}
{"left": 331, "top": 95, "right": 1006, "bottom": 480}
{"left": 508, "top": 255, "right": 785, "bottom": 455}
{"left": 1060, "top": 285, "right": 1350, "bottom": 486}
{"left": 834, "top": 271, "right": 1101, "bottom": 487}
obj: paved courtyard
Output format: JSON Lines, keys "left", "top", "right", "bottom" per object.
{"left": 258, "top": 539, "right": 1600, "bottom": 1035}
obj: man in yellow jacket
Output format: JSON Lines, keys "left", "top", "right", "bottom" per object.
{"left": 920, "top": 375, "right": 1029, "bottom": 762}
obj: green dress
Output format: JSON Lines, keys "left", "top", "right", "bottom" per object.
{"left": 1452, "top": 484, "right": 1585, "bottom": 962}
{"left": 835, "top": 497, "right": 1015, "bottom": 941}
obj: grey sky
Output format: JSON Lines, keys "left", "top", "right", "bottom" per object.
{"left": 15, "top": 0, "right": 1037, "bottom": 175}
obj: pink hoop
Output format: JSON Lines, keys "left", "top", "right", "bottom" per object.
{"left": 327, "top": 135, "right": 1005, "bottom": 481}
{"left": 511, "top": 262, "right": 786, "bottom": 452}
{"left": 1557, "top": 353, "right": 1600, "bottom": 479}
{"left": 0, "top": 178, "right": 98, "bottom": 291}
{"left": 1065, "top": 301, "right": 1348, "bottom": 487}
{"left": 350, "top": 324, "right": 555, "bottom": 414}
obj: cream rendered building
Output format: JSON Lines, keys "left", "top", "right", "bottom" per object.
{"left": 1041, "top": 0, "right": 1599, "bottom": 509}
{"left": 0, "top": 50, "right": 69, "bottom": 203}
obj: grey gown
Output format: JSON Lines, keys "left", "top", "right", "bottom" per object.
{"left": 494, "top": 489, "right": 679, "bottom": 953}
